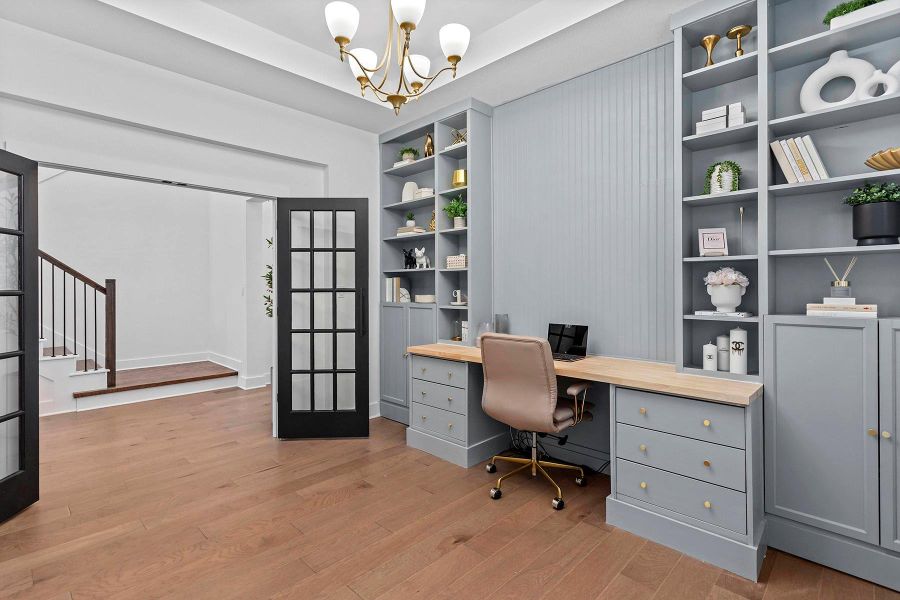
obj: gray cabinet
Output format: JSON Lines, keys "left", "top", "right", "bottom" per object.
{"left": 764, "top": 316, "right": 880, "bottom": 544}
{"left": 380, "top": 304, "right": 435, "bottom": 424}
{"left": 880, "top": 319, "right": 900, "bottom": 553}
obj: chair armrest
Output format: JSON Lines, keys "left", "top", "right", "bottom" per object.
{"left": 566, "top": 381, "right": 590, "bottom": 397}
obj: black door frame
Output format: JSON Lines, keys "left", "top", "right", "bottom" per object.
{"left": 276, "top": 198, "right": 369, "bottom": 439}
{"left": 0, "top": 150, "right": 39, "bottom": 523}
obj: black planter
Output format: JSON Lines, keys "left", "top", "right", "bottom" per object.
{"left": 852, "top": 202, "right": 900, "bottom": 246}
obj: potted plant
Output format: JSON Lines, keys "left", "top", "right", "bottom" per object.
{"left": 824, "top": 0, "right": 900, "bottom": 29}
{"left": 442, "top": 196, "right": 467, "bottom": 229}
{"left": 704, "top": 160, "right": 741, "bottom": 195}
{"left": 704, "top": 267, "right": 750, "bottom": 313}
{"left": 405, "top": 211, "right": 416, "bottom": 228}
{"left": 398, "top": 147, "right": 419, "bottom": 163}
{"left": 844, "top": 182, "right": 900, "bottom": 246}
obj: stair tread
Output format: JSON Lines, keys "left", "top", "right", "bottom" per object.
{"left": 73, "top": 361, "right": 237, "bottom": 398}
{"left": 42, "top": 346, "right": 74, "bottom": 357}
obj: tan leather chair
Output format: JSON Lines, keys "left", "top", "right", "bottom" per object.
{"left": 480, "top": 333, "right": 593, "bottom": 510}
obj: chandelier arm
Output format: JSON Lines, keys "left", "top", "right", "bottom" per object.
{"left": 396, "top": 33, "right": 413, "bottom": 95}
{"left": 411, "top": 66, "right": 456, "bottom": 96}
{"left": 368, "top": 4, "right": 394, "bottom": 74}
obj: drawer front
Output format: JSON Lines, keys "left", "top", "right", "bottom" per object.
{"left": 411, "top": 355, "right": 467, "bottom": 389}
{"left": 412, "top": 379, "right": 467, "bottom": 415}
{"left": 411, "top": 402, "right": 466, "bottom": 443}
{"left": 616, "top": 387, "right": 745, "bottom": 449}
{"left": 616, "top": 459, "right": 747, "bottom": 534}
{"left": 616, "top": 423, "right": 746, "bottom": 491}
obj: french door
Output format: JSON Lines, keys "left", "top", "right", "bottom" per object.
{"left": 276, "top": 198, "right": 369, "bottom": 438}
{"left": 0, "top": 150, "right": 39, "bottom": 523}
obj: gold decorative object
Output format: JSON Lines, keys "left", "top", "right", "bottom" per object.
{"left": 428, "top": 210, "right": 436, "bottom": 232}
{"left": 424, "top": 133, "right": 434, "bottom": 157}
{"left": 451, "top": 169, "right": 467, "bottom": 189}
{"left": 726, "top": 25, "right": 752, "bottom": 57}
{"left": 701, "top": 34, "right": 720, "bottom": 67}
{"left": 450, "top": 129, "right": 467, "bottom": 146}
{"left": 865, "top": 147, "right": 900, "bottom": 170}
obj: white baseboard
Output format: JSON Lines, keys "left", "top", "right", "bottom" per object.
{"left": 207, "top": 352, "right": 242, "bottom": 372}
{"left": 116, "top": 352, "right": 211, "bottom": 370}
{"left": 369, "top": 401, "right": 380, "bottom": 419}
{"left": 239, "top": 372, "right": 271, "bottom": 389}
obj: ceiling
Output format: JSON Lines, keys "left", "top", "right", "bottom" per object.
{"left": 0, "top": 0, "right": 693, "bottom": 132}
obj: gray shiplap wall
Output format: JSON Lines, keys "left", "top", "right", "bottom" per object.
{"left": 492, "top": 44, "right": 675, "bottom": 362}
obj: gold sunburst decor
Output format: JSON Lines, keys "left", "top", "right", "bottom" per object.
{"left": 865, "top": 147, "right": 900, "bottom": 171}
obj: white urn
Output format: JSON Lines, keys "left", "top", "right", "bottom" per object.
{"left": 709, "top": 165, "right": 735, "bottom": 195}
{"left": 707, "top": 284, "right": 745, "bottom": 313}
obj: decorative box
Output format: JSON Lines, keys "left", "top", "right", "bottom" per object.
{"left": 446, "top": 254, "right": 467, "bottom": 269}
{"left": 414, "top": 294, "right": 435, "bottom": 304}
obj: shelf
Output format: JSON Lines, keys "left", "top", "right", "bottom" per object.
{"left": 383, "top": 268, "right": 434, "bottom": 275}
{"left": 682, "top": 122, "right": 757, "bottom": 151}
{"left": 682, "top": 52, "right": 758, "bottom": 91}
{"left": 439, "top": 268, "right": 468, "bottom": 272}
{"left": 682, "top": 367, "right": 761, "bottom": 383}
{"left": 769, "top": 7, "right": 900, "bottom": 71}
{"left": 383, "top": 196, "right": 435, "bottom": 210}
{"left": 683, "top": 254, "right": 758, "bottom": 263}
{"left": 383, "top": 232, "right": 434, "bottom": 242}
{"left": 440, "top": 143, "right": 468, "bottom": 159}
{"left": 439, "top": 186, "right": 467, "bottom": 197}
{"left": 383, "top": 155, "right": 435, "bottom": 176}
{"left": 769, "top": 93, "right": 900, "bottom": 136}
{"left": 684, "top": 314, "right": 759, "bottom": 323}
{"left": 439, "top": 305, "right": 469, "bottom": 310}
{"left": 769, "top": 245, "right": 900, "bottom": 257}
{"left": 770, "top": 169, "right": 900, "bottom": 196}
{"left": 683, "top": 188, "right": 758, "bottom": 206}
{"left": 382, "top": 302, "right": 436, "bottom": 308}
{"left": 439, "top": 227, "right": 468, "bottom": 235}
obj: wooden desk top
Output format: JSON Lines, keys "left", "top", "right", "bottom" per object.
{"left": 407, "top": 344, "right": 762, "bottom": 407}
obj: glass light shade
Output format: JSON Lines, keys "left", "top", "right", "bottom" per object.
{"left": 391, "top": 0, "right": 426, "bottom": 28}
{"left": 347, "top": 48, "right": 377, "bottom": 79}
{"left": 439, "top": 23, "right": 470, "bottom": 60}
{"left": 403, "top": 54, "right": 431, "bottom": 86}
{"left": 325, "top": 1, "right": 359, "bottom": 42}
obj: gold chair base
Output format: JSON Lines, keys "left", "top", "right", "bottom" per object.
{"left": 488, "top": 452, "right": 585, "bottom": 505}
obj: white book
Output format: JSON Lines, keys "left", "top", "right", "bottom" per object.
{"left": 770, "top": 141, "right": 798, "bottom": 183}
{"left": 385, "top": 278, "right": 393, "bottom": 302}
{"left": 802, "top": 135, "right": 830, "bottom": 179}
{"left": 728, "top": 102, "right": 743, "bottom": 115}
{"left": 806, "top": 310, "right": 877, "bottom": 319}
{"left": 780, "top": 139, "right": 804, "bottom": 182}
{"left": 795, "top": 137, "right": 821, "bottom": 180}
{"left": 701, "top": 106, "right": 727, "bottom": 120}
{"left": 694, "top": 310, "right": 754, "bottom": 317}
{"left": 696, "top": 117, "right": 727, "bottom": 134}
{"left": 728, "top": 112, "right": 745, "bottom": 127}
{"left": 823, "top": 297, "right": 856, "bottom": 305}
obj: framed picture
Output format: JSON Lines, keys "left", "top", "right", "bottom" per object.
{"left": 699, "top": 228, "right": 728, "bottom": 257}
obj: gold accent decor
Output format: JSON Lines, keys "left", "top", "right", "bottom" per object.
{"left": 726, "top": 25, "right": 752, "bottom": 57}
{"left": 451, "top": 169, "right": 468, "bottom": 189}
{"left": 865, "top": 147, "right": 900, "bottom": 171}
{"left": 429, "top": 210, "right": 436, "bottom": 232}
{"left": 701, "top": 34, "right": 721, "bottom": 67}
{"left": 424, "top": 133, "right": 434, "bottom": 157}
{"left": 450, "top": 129, "right": 467, "bottom": 146}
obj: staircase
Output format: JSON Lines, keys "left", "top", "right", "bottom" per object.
{"left": 38, "top": 251, "right": 237, "bottom": 415}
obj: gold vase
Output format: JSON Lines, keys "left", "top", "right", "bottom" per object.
{"left": 451, "top": 169, "right": 467, "bottom": 189}
{"left": 701, "top": 34, "right": 720, "bottom": 67}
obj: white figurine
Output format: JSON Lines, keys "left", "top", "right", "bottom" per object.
{"left": 414, "top": 247, "right": 430, "bottom": 269}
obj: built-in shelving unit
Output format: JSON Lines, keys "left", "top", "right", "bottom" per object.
{"left": 674, "top": 0, "right": 900, "bottom": 382}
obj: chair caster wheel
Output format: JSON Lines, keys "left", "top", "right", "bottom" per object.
{"left": 575, "top": 476, "right": 587, "bottom": 487}
{"left": 552, "top": 497, "right": 565, "bottom": 510}
{"left": 490, "top": 488, "right": 502, "bottom": 500}
{"left": 486, "top": 463, "right": 497, "bottom": 474}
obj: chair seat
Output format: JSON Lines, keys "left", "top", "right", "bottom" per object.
{"left": 553, "top": 398, "right": 594, "bottom": 430}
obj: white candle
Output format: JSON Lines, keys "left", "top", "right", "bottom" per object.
{"left": 729, "top": 327, "right": 748, "bottom": 375}
{"left": 717, "top": 335, "right": 730, "bottom": 371}
{"left": 703, "top": 342, "right": 717, "bottom": 371}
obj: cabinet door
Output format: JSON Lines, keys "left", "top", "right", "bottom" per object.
{"left": 881, "top": 319, "right": 900, "bottom": 552}
{"left": 380, "top": 305, "right": 409, "bottom": 406}
{"left": 764, "top": 316, "right": 879, "bottom": 544}
{"left": 408, "top": 306, "right": 436, "bottom": 347}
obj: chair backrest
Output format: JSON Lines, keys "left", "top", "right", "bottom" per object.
{"left": 480, "top": 333, "right": 558, "bottom": 433}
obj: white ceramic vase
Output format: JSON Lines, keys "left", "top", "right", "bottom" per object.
{"left": 709, "top": 165, "right": 735, "bottom": 195}
{"left": 453, "top": 216, "right": 466, "bottom": 229}
{"left": 406, "top": 219, "right": 416, "bottom": 227}
{"left": 707, "top": 284, "right": 745, "bottom": 313}
{"left": 401, "top": 181, "right": 418, "bottom": 202}
{"left": 402, "top": 152, "right": 416, "bottom": 162}
{"left": 857, "top": 69, "right": 900, "bottom": 101}
{"left": 800, "top": 50, "right": 875, "bottom": 113}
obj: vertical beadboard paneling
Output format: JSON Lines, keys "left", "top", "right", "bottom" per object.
{"left": 492, "top": 44, "right": 675, "bottom": 362}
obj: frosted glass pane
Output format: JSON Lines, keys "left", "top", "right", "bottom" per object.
{"left": 0, "top": 235, "right": 19, "bottom": 291}
{"left": 335, "top": 211, "right": 354, "bottom": 248}
{"left": 336, "top": 333, "right": 355, "bottom": 369}
{"left": 336, "top": 252, "right": 354, "bottom": 289}
{"left": 291, "top": 293, "right": 310, "bottom": 330}
{"left": 291, "top": 374, "right": 311, "bottom": 410}
{"left": 313, "top": 252, "right": 333, "bottom": 288}
{"left": 0, "top": 296, "right": 19, "bottom": 354}
{"left": 314, "top": 373, "right": 333, "bottom": 410}
{"left": 291, "top": 252, "right": 310, "bottom": 289}
{"left": 313, "top": 292, "right": 332, "bottom": 329}
{"left": 337, "top": 374, "right": 355, "bottom": 410}
{"left": 1, "top": 418, "right": 19, "bottom": 479}
{"left": 336, "top": 292, "right": 355, "bottom": 329}
{"left": 313, "top": 211, "right": 333, "bottom": 248}
{"left": 314, "top": 333, "right": 333, "bottom": 369}
{"left": 0, "top": 357, "right": 19, "bottom": 415}
{"left": 291, "top": 333, "right": 310, "bottom": 370}
{"left": 0, "top": 172, "right": 19, "bottom": 231}
{"left": 291, "top": 211, "right": 310, "bottom": 248}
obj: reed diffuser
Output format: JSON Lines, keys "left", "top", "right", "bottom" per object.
{"left": 824, "top": 256, "right": 857, "bottom": 298}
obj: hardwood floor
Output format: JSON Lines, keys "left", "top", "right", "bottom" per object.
{"left": 2, "top": 385, "right": 898, "bottom": 599}
{"left": 72, "top": 360, "right": 237, "bottom": 398}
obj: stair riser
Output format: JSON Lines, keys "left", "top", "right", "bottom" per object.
{"left": 72, "top": 376, "right": 239, "bottom": 413}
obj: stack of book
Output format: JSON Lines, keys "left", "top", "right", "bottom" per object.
{"left": 384, "top": 277, "right": 409, "bottom": 302}
{"left": 413, "top": 187, "right": 434, "bottom": 199}
{"left": 694, "top": 310, "right": 754, "bottom": 318}
{"left": 771, "top": 136, "right": 830, "bottom": 183}
{"left": 696, "top": 103, "right": 744, "bottom": 135}
{"left": 396, "top": 225, "right": 426, "bottom": 236}
{"left": 806, "top": 298, "right": 877, "bottom": 319}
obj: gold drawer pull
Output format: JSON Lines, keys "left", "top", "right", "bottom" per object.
{"left": 639, "top": 481, "right": 647, "bottom": 489}
{"left": 421, "top": 415, "right": 427, "bottom": 421}
{"left": 421, "top": 367, "right": 427, "bottom": 374}
{"left": 704, "top": 500, "right": 712, "bottom": 509}
{"left": 703, "top": 460, "right": 711, "bottom": 468}
{"left": 868, "top": 428, "right": 878, "bottom": 437}
{"left": 448, "top": 423, "right": 453, "bottom": 430}
{"left": 703, "top": 419, "right": 711, "bottom": 428}
{"left": 884, "top": 431, "right": 893, "bottom": 439}
{"left": 639, "top": 407, "right": 647, "bottom": 415}
{"left": 447, "top": 371, "right": 453, "bottom": 379}
{"left": 447, "top": 397, "right": 452, "bottom": 402}
{"left": 639, "top": 444, "right": 647, "bottom": 452}
{"left": 420, "top": 390, "right": 426, "bottom": 396}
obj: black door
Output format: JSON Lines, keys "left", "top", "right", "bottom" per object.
{"left": 276, "top": 198, "right": 369, "bottom": 438}
{"left": 0, "top": 150, "right": 39, "bottom": 523}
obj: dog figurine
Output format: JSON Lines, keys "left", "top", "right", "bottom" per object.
{"left": 414, "top": 247, "right": 430, "bottom": 269}
{"left": 402, "top": 248, "right": 416, "bottom": 270}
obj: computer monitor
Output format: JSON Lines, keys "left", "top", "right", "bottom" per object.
{"left": 547, "top": 323, "right": 589, "bottom": 357}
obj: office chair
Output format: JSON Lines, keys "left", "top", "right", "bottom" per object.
{"left": 480, "top": 333, "right": 593, "bottom": 510}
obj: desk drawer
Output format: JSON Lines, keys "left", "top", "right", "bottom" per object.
{"left": 616, "top": 388, "right": 745, "bottom": 449}
{"left": 411, "top": 356, "right": 467, "bottom": 389}
{"left": 616, "top": 459, "right": 746, "bottom": 534}
{"left": 412, "top": 379, "right": 466, "bottom": 415}
{"left": 616, "top": 423, "right": 746, "bottom": 491}
{"left": 411, "top": 402, "right": 466, "bottom": 443}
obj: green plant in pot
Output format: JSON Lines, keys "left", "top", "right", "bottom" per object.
{"left": 442, "top": 196, "right": 468, "bottom": 229}
{"left": 704, "top": 160, "right": 741, "bottom": 195}
{"left": 398, "top": 147, "right": 419, "bottom": 162}
{"left": 405, "top": 211, "right": 416, "bottom": 227}
{"left": 844, "top": 182, "right": 900, "bottom": 246}
{"left": 823, "top": 0, "right": 886, "bottom": 27}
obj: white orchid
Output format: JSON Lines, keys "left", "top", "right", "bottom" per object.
{"left": 704, "top": 267, "right": 750, "bottom": 288}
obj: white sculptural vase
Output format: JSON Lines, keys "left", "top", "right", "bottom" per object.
{"left": 710, "top": 165, "right": 735, "bottom": 195}
{"left": 707, "top": 284, "right": 745, "bottom": 313}
{"left": 800, "top": 50, "right": 875, "bottom": 113}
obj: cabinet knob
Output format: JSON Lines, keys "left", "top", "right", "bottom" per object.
{"left": 884, "top": 431, "right": 893, "bottom": 440}
{"left": 447, "top": 371, "right": 453, "bottom": 379}
{"left": 640, "top": 481, "right": 647, "bottom": 489}
{"left": 403, "top": 352, "right": 409, "bottom": 358}
{"left": 639, "top": 444, "right": 647, "bottom": 452}
{"left": 448, "top": 423, "right": 453, "bottom": 430}
{"left": 421, "top": 415, "right": 426, "bottom": 421}
{"left": 868, "top": 428, "right": 878, "bottom": 437}
{"left": 420, "top": 390, "right": 426, "bottom": 396}
{"left": 703, "top": 419, "right": 711, "bottom": 428}
{"left": 703, "top": 460, "right": 711, "bottom": 468}
{"left": 421, "top": 367, "right": 427, "bottom": 374}
{"left": 704, "top": 500, "right": 712, "bottom": 509}
{"left": 447, "top": 397, "right": 452, "bottom": 402}
{"left": 639, "top": 407, "right": 647, "bottom": 415}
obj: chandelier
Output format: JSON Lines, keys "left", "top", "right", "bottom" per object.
{"left": 324, "top": 0, "right": 470, "bottom": 115}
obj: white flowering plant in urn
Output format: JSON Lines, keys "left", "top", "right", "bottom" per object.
{"left": 704, "top": 267, "right": 750, "bottom": 312}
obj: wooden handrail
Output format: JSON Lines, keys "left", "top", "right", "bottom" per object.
{"left": 105, "top": 279, "right": 116, "bottom": 387}
{"left": 38, "top": 250, "right": 106, "bottom": 292}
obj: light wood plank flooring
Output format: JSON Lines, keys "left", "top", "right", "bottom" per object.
{"left": 1, "top": 386, "right": 898, "bottom": 599}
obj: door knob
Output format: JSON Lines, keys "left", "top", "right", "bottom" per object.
{"left": 868, "top": 428, "right": 878, "bottom": 437}
{"left": 884, "top": 431, "right": 893, "bottom": 439}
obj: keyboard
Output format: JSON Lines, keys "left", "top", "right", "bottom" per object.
{"left": 553, "top": 353, "right": 586, "bottom": 362}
